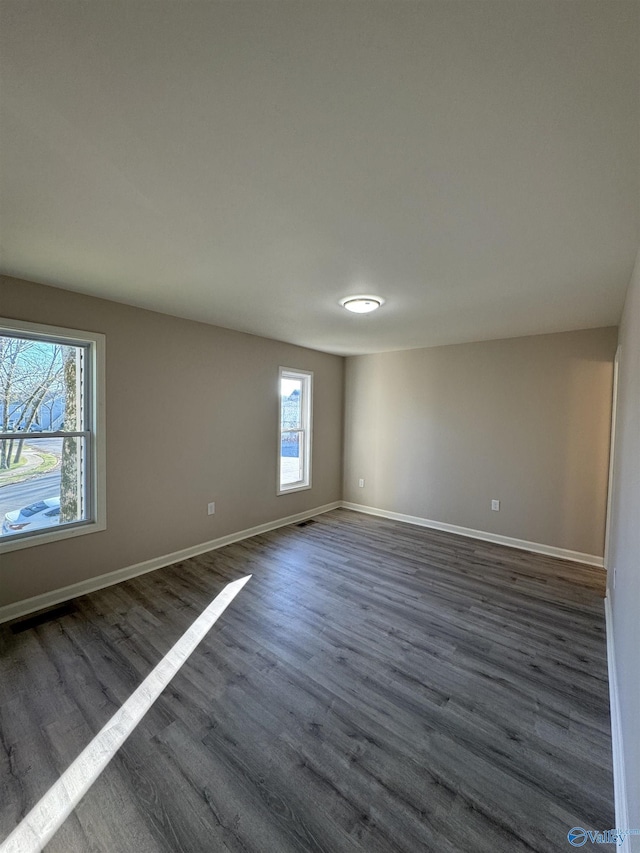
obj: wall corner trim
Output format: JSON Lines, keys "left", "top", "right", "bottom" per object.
{"left": 0, "top": 501, "right": 341, "bottom": 624}
{"left": 605, "top": 596, "right": 631, "bottom": 851}
{"left": 341, "top": 502, "right": 604, "bottom": 566}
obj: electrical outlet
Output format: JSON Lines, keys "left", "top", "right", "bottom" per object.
{"left": 207, "top": 502, "right": 216, "bottom": 515}
{"left": 491, "top": 499, "right": 500, "bottom": 511}
{"left": 358, "top": 478, "right": 365, "bottom": 488}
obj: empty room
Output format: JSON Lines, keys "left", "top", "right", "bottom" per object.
{"left": 0, "top": 2, "right": 639, "bottom": 852}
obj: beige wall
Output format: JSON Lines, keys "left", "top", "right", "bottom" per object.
{"left": 344, "top": 328, "right": 617, "bottom": 557}
{"left": 0, "top": 275, "right": 344, "bottom": 607}
{"left": 607, "top": 247, "right": 640, "bottom": 845}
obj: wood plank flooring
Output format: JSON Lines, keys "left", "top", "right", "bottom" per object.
{"left": 0, "top": 509, "right": 613, "bottom": 852}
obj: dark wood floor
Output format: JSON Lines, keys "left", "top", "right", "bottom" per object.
{"left": 0, "top": 509, "right": 613, "bottom": 852}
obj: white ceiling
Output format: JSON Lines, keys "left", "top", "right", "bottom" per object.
{"left": 1, "top": 1, "right": 638, "bottom": 356}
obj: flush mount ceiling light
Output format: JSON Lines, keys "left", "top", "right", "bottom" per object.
{"left": 340, "top": 295, "right": 384, "bottom": 314}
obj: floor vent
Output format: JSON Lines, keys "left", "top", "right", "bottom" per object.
{"left": 296, "top": 519, "right": 318, "bottom": 528}
{"left": 10, "top": 602, "right": 76, "bottom": 633}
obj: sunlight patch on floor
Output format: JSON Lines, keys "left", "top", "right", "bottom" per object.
{"left": 0, "top": 575, "right": 252, "bottom": 853}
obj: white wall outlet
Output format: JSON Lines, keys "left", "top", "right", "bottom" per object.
{"left": 491, "top": 499, "right": 500, "bottom": 511}
{"left": 207, "top": 502, "right": 216, "bottom": 515}
{"left": 358, "top": 478, "right": 365, "bottom": 488}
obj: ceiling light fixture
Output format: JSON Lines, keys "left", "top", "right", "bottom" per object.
{"left": 340, "top": 295, "right": 384, "bottom": 314}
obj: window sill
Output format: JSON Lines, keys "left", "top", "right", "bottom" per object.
{"left": 277, "top": 482, "right": 312, "bottom": 496}
{"left": 0, "top": 518, "right": 107, "bottom": 554}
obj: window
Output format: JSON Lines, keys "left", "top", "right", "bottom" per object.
{"left": 0, "top": 318, "right": 105, "bottom": 552}
{"left": 278, "top": 367, "right": 312, "bottom": 494}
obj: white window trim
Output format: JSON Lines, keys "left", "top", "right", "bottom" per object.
{"left": 277, "top": 366, "right": 313, "bottom": 496}
{"left": 0, "top": 317, "right": 106, "bottom": 553}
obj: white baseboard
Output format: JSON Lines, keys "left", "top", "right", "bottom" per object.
{"left": 341, "top": 501, "right": 604, "bottom": 567}
{"left": 1, "top": 499, "right": 603, "bottom": 625}
{"left": 605, "top": 596, "right": 631, "bottom": 851}
{"left": 0, "top": 501, "right": 341, "bottom": 625}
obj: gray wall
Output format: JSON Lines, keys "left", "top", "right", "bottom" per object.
{"left": 343, "top": 328, "right": 617, "bottom": 557}
{"left": 607, "top": 247, "right": 640, "bottom": 846}
{"left": 0, "top": 275, "right": 344, "bottom": 607}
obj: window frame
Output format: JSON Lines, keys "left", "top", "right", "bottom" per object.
{"left": 0, "top": 317, "right": 106, "bottom": 553}
{"left": 277, "top": 366, "right": 313, "bottom": 496}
